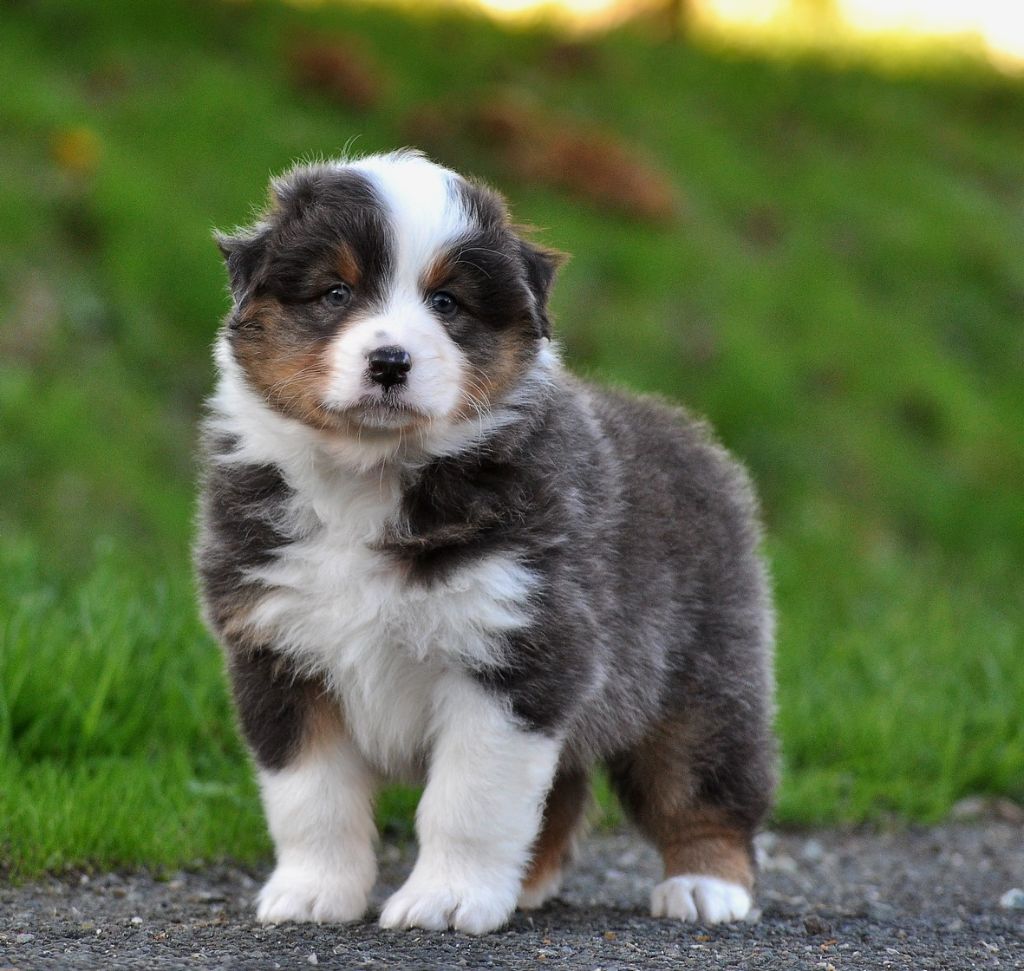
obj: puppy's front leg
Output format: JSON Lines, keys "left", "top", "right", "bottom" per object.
{"left": 380, "top": 675, "right": 560, "bottom": 935}
{"left": 257, "top": 731, "right": 377, "bottom": 924}
{"left": 228, "top": 650, "right": 378, "bottom": 925}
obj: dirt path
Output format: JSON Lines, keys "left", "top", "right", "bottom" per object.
{"left": 2, "top": 821, "right": 1022, "bottom": 969}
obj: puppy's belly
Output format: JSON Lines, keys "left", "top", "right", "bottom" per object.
{"left": 245, "top": 537, "right": 538, "bottom": 777}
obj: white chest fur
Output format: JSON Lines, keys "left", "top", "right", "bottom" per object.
{"left": 208, "top": 363, "right": 538, "bottom": 778}
{"left": 243, "top": 464, "right": 536, "bottom": 779}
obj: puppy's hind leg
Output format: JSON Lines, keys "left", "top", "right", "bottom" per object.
{"left": 607, "top": 709, "right": 773, "bottom": 925}
{"left": 518, "top": 767, "right": 590, "bottom": 910}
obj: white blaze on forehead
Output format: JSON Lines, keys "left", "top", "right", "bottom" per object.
{"left": 344, "top": 151, "right": 470, "bottom": 287}
{"left": 320, "top": 151, "right": 472, "bottom": 429}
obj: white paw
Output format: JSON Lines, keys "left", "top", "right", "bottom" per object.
{"left": 651, "top": 875, "right": 752, "bottom": 924}
{"left": 257, "top": 865, "right": 369, "bottom": 924}
{"left": 379, "top": 869, "right": 515, "bottom": 935}
{"left": 517, "top": 868, "right": 562, "bottom": 910}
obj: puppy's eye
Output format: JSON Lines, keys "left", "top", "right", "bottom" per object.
{"left": 429, "top": 291, "right": 458, "bottom": 317}
{"left": 323, "top": 283, "right": 352, "bottom": 308}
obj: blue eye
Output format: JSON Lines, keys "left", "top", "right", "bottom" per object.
{"left": 323, "top": 283, "right": 352, "bottom": 308}
{"left": 429, "top": 291, "right": 458, "bottom": 316}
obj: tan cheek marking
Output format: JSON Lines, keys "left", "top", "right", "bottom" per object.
{"left": 232, "top": 298, "right": 335, "bottom": 428}
{"left": 453, "top": 329, "right": 532, "bottom": 421}
{"left": 421, "top": 258, "right": 534, "bottom": 421}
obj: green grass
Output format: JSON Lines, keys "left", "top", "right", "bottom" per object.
{"left": 1, "top": 0, "right": 1022, "bottom": 877}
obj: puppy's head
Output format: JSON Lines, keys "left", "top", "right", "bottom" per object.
{"left": 216, "top": 151, "right": 563, "bottom": 441}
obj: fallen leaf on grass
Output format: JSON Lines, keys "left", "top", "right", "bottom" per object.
{"left": 406, "top": 94, "right": 680, "bottom": 226}
{"left": 287, "top": 36, "right": 387, "bottom": 112}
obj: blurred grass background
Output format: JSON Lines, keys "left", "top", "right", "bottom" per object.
{"left": 1, "top": 0, "right": 1022, "bottom": 877}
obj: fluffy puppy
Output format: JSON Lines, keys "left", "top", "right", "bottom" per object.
{"left": 196, "top": 150, "right": 776, "bottom": 935}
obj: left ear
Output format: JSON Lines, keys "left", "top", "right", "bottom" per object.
{"left": 215, "top": 226, "right": 268, "bottom": 302}
{"left": 518, "top": 239, "right": 568, "bottom": 339}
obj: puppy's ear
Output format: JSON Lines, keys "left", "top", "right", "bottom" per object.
{"left": 518, "top": 239, "right": 568, "bottom": 340}
{"left": 214, "top": 228, "right": 266, "bottom": 301}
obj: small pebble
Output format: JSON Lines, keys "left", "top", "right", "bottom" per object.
{"left": 763, "top": 852, "right": 798, "bottom": 873}
{"left": 999, "top": 887, "right": 1024, "bottom": 910}
{"left": 131, "top": 916, "right": 144, "bottom": 925}
{"left": 307, "top": 954, "right": 319, "bottom": 966}
{"left": 951, "top": 796, "right": 1024, "bottom": 824}
{"left": 804, "top": 915, "right": 832, "bottom": 936}
{"left": 801, "top": 839, "right": 826, "bottom": 862}
{"left": 15, "top": 933, "right": 36, "bottom": 944}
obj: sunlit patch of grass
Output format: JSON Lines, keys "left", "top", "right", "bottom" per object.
{"left": 689, "top": 0, "right": 1024, "bottom": 79}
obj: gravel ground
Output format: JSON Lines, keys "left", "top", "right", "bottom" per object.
{"left": 2, "top": 819, "right": 1022, "bottom": 970}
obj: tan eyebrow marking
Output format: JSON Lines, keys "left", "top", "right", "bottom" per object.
{"left": 335, "top": 242, "right": 362, "bottom": 285}
{"left": 422, "top": 251, "right": 456, "bottom": 293}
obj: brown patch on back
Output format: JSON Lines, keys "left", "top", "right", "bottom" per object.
{"left": 522, "top": 769, "right": 590, "bottom": 894}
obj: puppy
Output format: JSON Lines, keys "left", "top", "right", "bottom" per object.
{"left": 196, "top": 150, "right": 776, "bottom": 935}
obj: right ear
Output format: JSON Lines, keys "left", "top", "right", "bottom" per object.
{"left": 517, "top": 238, "right": 568, "bottom": 340}
{"left": 214, "top": 227, "right": 266, "bottom": 301}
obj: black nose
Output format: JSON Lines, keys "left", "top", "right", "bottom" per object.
{"left": 367, "top": 345, "right": 411, "bottom": 390}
